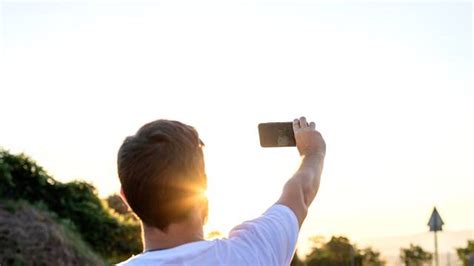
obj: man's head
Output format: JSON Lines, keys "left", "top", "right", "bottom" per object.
{"left": 117, "top": 119, "right": 207, "bottom": 231}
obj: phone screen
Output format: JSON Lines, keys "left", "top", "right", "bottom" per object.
{"left": 258, "top": 122, "right": 296, "bottom": 147}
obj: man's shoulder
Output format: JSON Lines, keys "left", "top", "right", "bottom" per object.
{"left": 229, "top": 204, "right": 299, "bottom": 235}
{"left": 117, "top": 240, "right": 219, "bottom": 265}
{"left": 117, "top": 205, "right": 299, "bottom": 265}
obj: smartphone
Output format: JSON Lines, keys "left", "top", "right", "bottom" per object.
{"left": 258, "top": 122, "right": 296, "bottom": 147}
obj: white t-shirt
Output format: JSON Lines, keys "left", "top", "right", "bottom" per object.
{"left": 118, "top": 204, "right": 299, "bottom": 266}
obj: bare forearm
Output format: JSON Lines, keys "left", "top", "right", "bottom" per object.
{"left": 296, "top": 153, "right": 324, "bottom": 206}
{"left": 277, "top": 153, "right": 324, "bottom": 226}
{"left": 277, "top": 117, "right": 326, "bottom": 227}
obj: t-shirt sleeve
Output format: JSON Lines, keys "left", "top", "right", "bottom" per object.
{"left": 227, "top": 204, "right": 299, "bottom": 266}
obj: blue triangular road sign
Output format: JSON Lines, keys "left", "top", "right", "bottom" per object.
{"left": 428, "top": 207, "right": 444, "bottom": 232}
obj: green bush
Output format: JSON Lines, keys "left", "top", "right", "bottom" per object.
{"left": 457, "top": 240, "right": 474, "bottom": 266}
{"left": 304, "top": 236, "right": 385, "bottom": 266}
{"left": 0, "top": 149, "right": 142, "bottom": 263}
{"left": 400, "top": 244, "right": 432, "bottom": 266}
{"left": 0, "top": 200, "right": 105, "bottom": 265}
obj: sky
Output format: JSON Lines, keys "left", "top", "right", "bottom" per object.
{"left": 1, "top": 0, "right": 473, "bottom": 257}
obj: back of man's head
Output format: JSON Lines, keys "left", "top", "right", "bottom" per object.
{"left": 117, "top": 119, "right": 206, "bottom": 231}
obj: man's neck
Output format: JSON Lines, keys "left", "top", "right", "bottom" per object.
{"left": 142, "top": 220, "right": 204, "bottom": 252}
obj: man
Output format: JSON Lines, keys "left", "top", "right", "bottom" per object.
{"left": 117, "top": 116, "right": 325, "bottom": 265}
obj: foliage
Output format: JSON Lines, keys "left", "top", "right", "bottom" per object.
{"left": 0, "top": 200, "right": 105, "bottom": 265}
{"left": 360, "top": 247, "right": 385, "bottom": 266}
{"left": 0, "top": 149, "right": 142, "bottom": 264}
{"left": 456, "top": 240, "right": 474, "bottom": 266}
{"left": 206, "top": 230, "right": 225, "bottom": 240}
{"left": 304, "top": 236, "right": 385, "bottom": 266}
{"left": 400, "top": 244, "right": 432, "bottom": 266}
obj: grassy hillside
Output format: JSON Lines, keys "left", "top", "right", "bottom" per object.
{"left": 0, "top": 200, "right": 105, "bottom": 265}
{"left": 0, "top": 149, "right": 142, "bottom": 264}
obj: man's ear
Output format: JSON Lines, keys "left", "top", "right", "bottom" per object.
{"left": 200, "top": 197, "right": 209, "bottom": 225}
{"left": 119, "top": 187, "right": 130, "bottom": 208}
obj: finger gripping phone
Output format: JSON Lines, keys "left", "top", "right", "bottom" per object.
{"left": 258, "top": 122, "right": 296, "bottom": 147}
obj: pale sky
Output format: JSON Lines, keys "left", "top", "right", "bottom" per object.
{"left": 1, "top": 0, "right": 473, "bottom": 257}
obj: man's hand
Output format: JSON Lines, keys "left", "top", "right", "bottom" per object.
{"left": 293, "top": 117, "right": 326, "bottom": 157}
{"left": 277, "top": 116, "right": 326, "bottom": 227}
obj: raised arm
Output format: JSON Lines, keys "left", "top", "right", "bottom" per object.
{"left": 277, "top": 116, "right": 326, "bottom": 227}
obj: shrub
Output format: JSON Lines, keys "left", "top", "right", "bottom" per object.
{"left": 0, "top": 149, "right": 142, "bottom": 263}
{"left": 0, "top": 200, "right": 105, "bottom": 265}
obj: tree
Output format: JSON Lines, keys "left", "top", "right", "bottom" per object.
{"left": 0, "top": 149, "right": 142, "bottom": 263}
{"left": 206, "top": 230, "right": 224, "bottom": 239}
{"left": 305, "top": 236, "right": 385, "bottom": 266}
{"left": 361, "top": 247, "right": 386, "bottom": 266}
{"left": 400, "top": 244, "right": 432, "bottom": 266}
{"left": 456, "top": 240, "right": 474, "bottom": 266}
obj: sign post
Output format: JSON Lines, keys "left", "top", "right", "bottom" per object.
{"left": 427, "top": 207, "right": 444, "bottom": 266}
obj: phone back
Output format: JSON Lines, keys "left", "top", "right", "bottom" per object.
{"left": 258, "top": 122, "right": 296, "bottom": 147}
